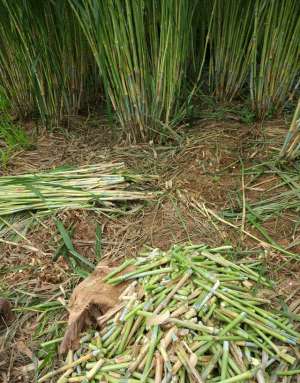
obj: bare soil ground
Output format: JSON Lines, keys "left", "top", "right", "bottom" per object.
{"left": 1, "top": 118, "right": 299, "bottom": 382}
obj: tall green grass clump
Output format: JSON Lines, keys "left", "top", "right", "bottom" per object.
{"left": 71, "top": 0, "right": 197, "bottom": 142}
{"left": 0, "top": 0, "right": 98, "bottom": 124}
{"left": 250, "top": 0, "right": 300, "bottom": 119}
{"left": 208, "top": 0, "right": 254, "bottom": 102}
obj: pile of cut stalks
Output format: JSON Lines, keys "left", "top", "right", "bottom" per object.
{"left": 0, "top": 162, "right": 154, "bottom": 216}
{"left": 39, "top": 245, "right": 300, "bottom": 383}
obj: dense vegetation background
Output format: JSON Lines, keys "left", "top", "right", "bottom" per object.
{"left": 0, "top": 0, "right": 299, "bottom": 147}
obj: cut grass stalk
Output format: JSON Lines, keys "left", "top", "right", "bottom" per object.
{"left": 217, "top": 366, "right": 260, "bottom": 383}
{"left": 275, "top": 368, "right": 300, "bottom": 376}
{"left": 221, "top": 341, "right": 230, "bottom": 379}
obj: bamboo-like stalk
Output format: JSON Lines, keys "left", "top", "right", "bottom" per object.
{"left": 280, "top": 99, "right": 300, "bottom": 160}
{"left": 221, "top": 341, "right": 230, "bottom": 379}
{"left": 154, "top": 351, "right": 163, "bottom": 383}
